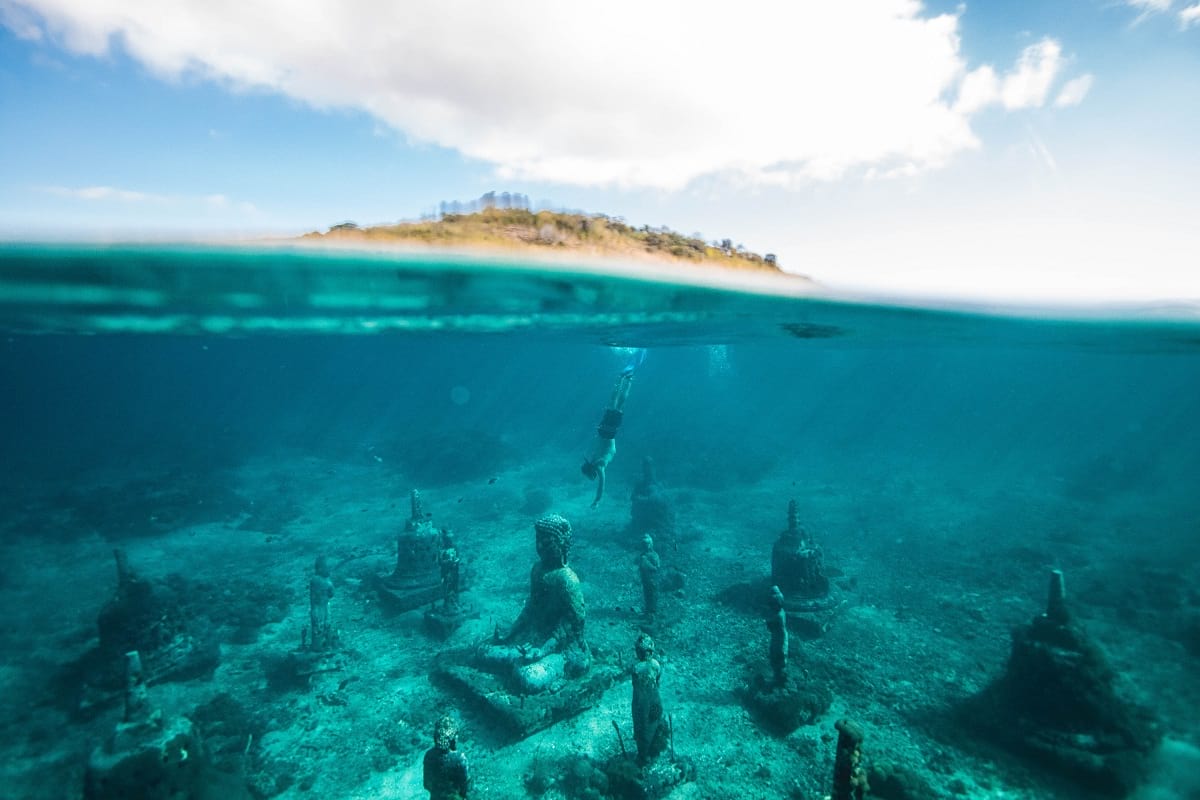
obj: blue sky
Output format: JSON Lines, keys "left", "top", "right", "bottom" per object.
{"left": 0, "top": 1, "right": 1198, "bottom": 301}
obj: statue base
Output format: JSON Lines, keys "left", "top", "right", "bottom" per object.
{"left": 85, "top": 715, "right": 205, "bottom": 800}
{"left": 372, "top": 574, "right": 443, "bottom": 614}
{"left": 741, "top": 669, "right": 832, "bottom": 735}
{"left": 603, "top": 753, "right": 695, "bottom": 800}
{"left": 282, "top": 648, "right": 346, "bottom": 687}
{"left": 780, "top": 588, "right": 841, "bottom": 615}
{"left": 716, "top": 578, "right": 844, "bottom": 638}
{"left": 433, "top": 649, "right": 621, "bottom": 740}
{"left": 423, "top": 603, "right": 476, "bottom": 638}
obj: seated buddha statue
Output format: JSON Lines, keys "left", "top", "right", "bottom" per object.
{"left": 478, "top": 513, "right": 591, "bottom": 693}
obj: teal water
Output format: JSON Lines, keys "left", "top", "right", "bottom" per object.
{"left": 1, "top": 245, "right": 1198, "bottom": 799}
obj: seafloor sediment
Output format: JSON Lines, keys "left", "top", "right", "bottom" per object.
{"left": 0, "top": 446, "right": 1197, "bottom": 800}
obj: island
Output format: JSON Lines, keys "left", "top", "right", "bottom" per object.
{"left": 302, "top": 193, "right": 785, "bottom": 274}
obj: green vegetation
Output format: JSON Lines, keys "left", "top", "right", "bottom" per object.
{"left": 302, "top": 207, "right": 782, "bottom": 272}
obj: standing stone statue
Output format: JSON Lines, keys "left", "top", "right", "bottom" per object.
{"left": 631, "top": 634, "right": 667, "bottom": 765}
{"left": 766, "top": 585, "right": 788, "bottom": 686}
{"left": 308, "top": 556, "right": 335, "bottom": 652}
{"left": 423, "top": 715, "right": 470, "bottom": 800}
{"left": 601, "top": 632, "right": 694, "bottom": 798}
{"left": 638, "top": 534, "right": 661, "bottom": 617}
{"left": 439, "top": 530, "right": 462, "bottom": 612}
{"left": 426, "top": 529, "right": 469, "bottom": 637}
{"left": 85, "top": 649, "right": 207, "bottom": 800}
{"left": 832, "top": 719, "right": 867, "bottom": 800}
{"left": 741, "top": 583, "right": 831, "bottom": 734}
{"left": 122, "top": 650, "right": 152, "bottom": 725}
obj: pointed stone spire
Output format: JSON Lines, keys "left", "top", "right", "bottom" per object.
{"left": 1045, "top": 569, "right": 1069, "bottom": 625}
{"left": 410, "top": 489, "right": 424, "bottom": 522}
{"left": 122, "top": 651, "right": 151, "bottom": 725}
{"left": 113, "top": 548, "right": 134, "bottom": 589}
{"left": 641, "top": 456, "right": 658, "bottom": 487}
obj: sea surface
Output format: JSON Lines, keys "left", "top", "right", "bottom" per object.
{"left": 1, "top": 244, "right": 1198, "bottom": 800}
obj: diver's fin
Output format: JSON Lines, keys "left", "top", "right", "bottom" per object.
{"left": 622, "top": 348, "right": 647, "bottom": 375}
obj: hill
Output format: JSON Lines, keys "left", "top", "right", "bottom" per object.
{"left": 301, "top": 207, "right": 785, "bottom": 272}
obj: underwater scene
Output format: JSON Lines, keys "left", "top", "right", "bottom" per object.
{"left": 1, "top": 246, "right": 1199, "bottom": 800}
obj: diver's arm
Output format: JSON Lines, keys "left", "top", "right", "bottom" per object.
{"left": 592, "top": 465, "right": 606, "bottom": 507}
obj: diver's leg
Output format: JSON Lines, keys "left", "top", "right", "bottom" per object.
{"left": 622, "top": 348, "right": 647, "bottom": 376}
{"left": 611, "top": 372, "right": 633, "bottom": 411}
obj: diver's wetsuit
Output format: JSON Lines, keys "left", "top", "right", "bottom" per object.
{"left": 597, "top": 408, "right": 623, "bottom": 440}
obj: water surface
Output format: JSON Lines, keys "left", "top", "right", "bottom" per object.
{"left": 1, "top": 244, "right": 1197, "bottom": 800}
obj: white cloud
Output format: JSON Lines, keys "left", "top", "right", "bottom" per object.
{"left": 953, "top": 64, "right": 999, "bottom": 115}
{"left": 999, "top": 39, "right": 1065, "bottom": 109}
{"left": 0, "top": 1, "right": 41, "bottom": 39}
{"left": 954, "top": 39, "right": 1070, "bottom": 115}
{"left": 4, "top": 1, "right": 1088, "bottom": 190}
{"left": 44, "top": 185, "right": 164, "bottom": 202}
{"left": 1122, "top": 0, "right": 1200, "bottom": 29}
{"left": 1126, "top": 0, "right": 1172, "bottom": 11}
{"left": 41, "top": 184, "right": 257, "bottom": 212}
{"left": 1054, "top": 74, "right": 1094, "bottom": 107}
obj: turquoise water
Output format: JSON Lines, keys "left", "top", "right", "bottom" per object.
{"left": 1, "top": 245, "right": 1198, "bottom": 799}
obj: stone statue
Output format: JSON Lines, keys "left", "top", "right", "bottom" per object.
{"left": 769, "top": 500, "right": 837, "bottom": 627}
{"left": 638, "top": 534, "right": 661, "bottom": 617}
{"left": 377, "top": 489, "right": 443, "bottom": 611}
{"left": 308, "top": 556, "right": 335, "bottom": 652}
{"left": 766, "top": 585, "right": 788, "bottom": 686}
{"left": 122, "top": 651, "right": 153, "bottom": 726}
{"left": 437, "top": 513, "right": 620, "bottom": 740}
{"left": 599, "top": 632, "right": 694, "bottom": 798}
{"left": 964, "top": 569, "right": 1158, "bottom": 795}
{"left": 92, "top": 549, "right": 220, "bottom": 690}
{"left": 479, "top": 514, "right": 590, "bottom": 694}
{"left": 631, "top": 634, "right": 667, "bottom": 765}
{"left": 771, "top": 500, "right": 831, "bottom": 603}
{"left": 85, "top": 649, "right": 209, "bottom": 800}
{"left": 630, "top": 456, "right": 675, "bottom": 541}
{"left": 425, "top": 529, "right": 470, "bottom": 638}
{"left": 423, "top": 715, "right": 470, "bottom": 800}
{"left": 439, "top": 531, "right": 462, "bottom": 612}
{"left": 741, "top": 583, "right": 831, "bottom": 734}
{"left": 283, "top": 554, "right": 347, "bottom": 685}
{"left": 832, "top": 719, "right": 867, "bottom": 800}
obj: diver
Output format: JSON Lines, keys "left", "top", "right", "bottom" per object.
{"left": 581, "top": 349, "right": 645, "bottom": 507}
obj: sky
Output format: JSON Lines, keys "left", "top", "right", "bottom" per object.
{"left": 0, "top": 0, "right": 1198, "bottom": 302}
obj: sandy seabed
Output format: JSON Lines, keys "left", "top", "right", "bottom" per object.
{"left": 1, "top": 444, "right": 1198, "bottom": 800}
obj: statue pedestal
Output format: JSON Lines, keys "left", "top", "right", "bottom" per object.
{"left": 741, "top": 670, "right": 832, "bottom": 735}
{"left": 603, "top": 753, "right": 695, "bottom": 800}
{"left": 433, "top": 649, "right": 621, "bottom": 740}
{"left": 85, "top": 715, "right": 204, "bottom": 800}
{"left": 281, "top": 648, "right": 346, "bottom": 688}
{"left": 423, "top": 603, "right": 476, "bottom": 638}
